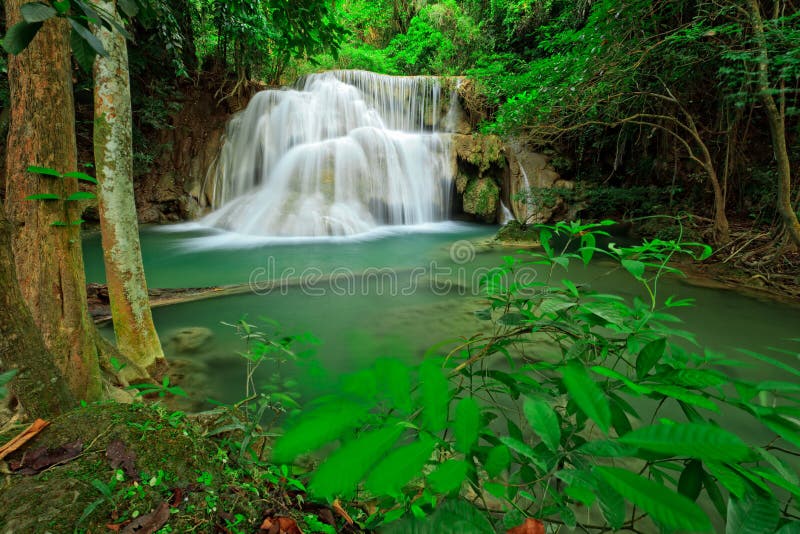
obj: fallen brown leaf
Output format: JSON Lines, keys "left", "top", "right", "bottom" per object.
{"left": 507, "top": 518, "right": 545, "bottom": 534}
{"left": 259, "top": 516, "right": 304, "bottom": 534}
{"left": 0, "top": 419, "right": 49, "bottom": 460}
{"left": 120, "top": 502, "right": 170, "bottom": 534}
{"left": 106, "top": 439, "right": 140, "bottom": 481}
{"left": 332, "top": 499, "right": 354, "bottom": 525}
{"left": 10, "top": 439, "right": 82, "bottom": 474}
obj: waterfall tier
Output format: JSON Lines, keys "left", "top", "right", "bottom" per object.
{"left": 202, "top": 70, "right": 456, "bottom": 237}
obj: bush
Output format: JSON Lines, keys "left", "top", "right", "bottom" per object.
{"left": 270, "top": 220, "right": 800, "bottom": 532}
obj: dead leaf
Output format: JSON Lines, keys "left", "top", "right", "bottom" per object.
{"left": 507, "top": 518, "right": 545, "bottom": 534}
{"left": 0, "top": 419, "right": 50, "bottom": 460}
{"left": 332, "top": 499, "right": 354, "bottom": 525}
{"left": 120, "top": 502, "right": 170, "bottom": 534}
{"left": 259, "top": 516, "right": 304, "bottom": 534}
{"left": 107, "top": 439, "right": 140, "bottom": 481}
{"left": 10, "top": 439, "right": 82, "bottom": 474}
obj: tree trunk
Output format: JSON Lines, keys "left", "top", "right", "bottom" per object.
{"left": 93, "top": 0, "right": 165, "bottom": 372}
{"left": 4, "top": 3, "right": 102, "bottom": 400}
{"left": 748, "top": 0, "right": 800, "bottom": 248}
{"left": 0, "top": 211, "right": 76, "bottom": 418}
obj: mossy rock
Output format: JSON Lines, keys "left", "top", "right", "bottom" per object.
{"left": 463, "top": 178, "right": 499, "bottom": 222}
{"left": 0, "top": 403, "right": 257, "bottom": 533}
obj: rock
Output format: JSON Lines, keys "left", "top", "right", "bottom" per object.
{"left": 166, "top": 326, "right": 214, "bottom": 354}
{"left": 505, "top": 139, "right": 572, "bottom": 224}
{"left": 463, "top": 178, "right": 500, "bottom": 222}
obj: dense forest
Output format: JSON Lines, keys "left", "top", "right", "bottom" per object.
{"left": 1, "top": 1, "right": 800, "bottom": 533}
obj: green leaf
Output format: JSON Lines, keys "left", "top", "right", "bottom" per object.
{"left": 580, "top": 232, "right": 596, "bottom": 264}
{"left": 523, "top": 397, "right": 560, "bottom": 452}
{"left": 3, "top": 21, "right": 43, "bottom": 54}
{"left": 50, "top": 221, "right": 68, "bottom": 227}
{"left": 27, "top": 165, "right": 62, "bottom": 177}
{"left": 595, "top": 466, "right": 711, "bottom": 532}
{"left": 271, "top": 401, "right": 370, "bottom": 464}
{"left": 70, "top": 28, "right": 97, "bottom": 72}
{"left": 25, "top": 193, "right": 61, "bottom": 201}
{"left": 309, "top": 426, "right": 402, "bottom": 499}
{"left": 69, "top": 219, "right": 86, "bottom": 226}
{"left": 427, "top": 459, "right": 468, "bottom": 494}
{"left": 621, "top": 259, "right": 646, "bottom": 280}
{"left": 365, "top": 435, "right": 435, "bottom": 496}
{"left": 484, "top": 445, "right": 510, "bottom": 477}
{"left": 117, "top": 0, "right": 139, "bottom": 17}
{"left": 53, "top": 1, "right": 70, "bottom": 14}
{"left": 376, "top": 358, "right": 412, "bottom": 413}
{"left": 68, "top": 18, "right": 107, "bottom": 57}
{"left": 66, "top": 192, "right": 96, "bottom": 201}
{"left": 635, "top": 337, "right": 666, "bottom": 379}
{"left": 454, "top": 397, "right": 480, "bottom": 453}
{"left": 21, "top": 2, "right": 57, "bottom": 22}
{"left": 705, "top": 461, "right": 747, "bottom": 498}
{"left": 678, "top": 460, "right": 704, "bottom": 501}
{"left": 619, "top": 423, "right": 750, "bottom": 462}
{"left": 726, "top": 491, "right": 780, "bottom": 534}
{"left": 498, "top": 436, "right": 544, "bottom": 469}
{"left": 63, "top": 171, "right": 98, "bottom": 184}
{"left": 577, "top": 440, "right": 637, "bottom": 457}
{"left": 776, "top": 523, "right": 800, "bottom": 534}
{"left": 562, "top": 361, "right": 611, "bottom": 433}
{"left": 420, "top": 359, "right": 449, "bottom": 432}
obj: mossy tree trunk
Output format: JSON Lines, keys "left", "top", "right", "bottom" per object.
{"left": 0, "top": 211, "right": 76, "bottom": 418}
{"left": 4, "top": 3, "right": 102, "bottom": 401}
{"left": 93, "top": 0, "right": 165, "bottom": 371}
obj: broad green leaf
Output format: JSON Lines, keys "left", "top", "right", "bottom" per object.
{"left": 376, "top": 358, "right": 412, "bottom": 413}
{"left": 577, "top": 440, "right": 637, "bottom": 457}
{"left": 562, "top": 361, "right": 611, "bottom": 433}
{"left": 484, "top": 444, "right": 510, "bottom": 477}
{"left": 21, "top": 2, "right": 57, "bottom": 22}
{"left": 648, "top": 384, "right": 719, "bottom": 412}
{"left": 454, "top": 397, "right": 480, "bottom": 453}
{"left": 66, "top": 192, "right": 96, "bottom": 201}
{"left": 420, "top": 359, "right": 449, "bottom": 432}
{"left": 636, "top": 337, "right": 666, "bottom": 379}
{"left": 26, "top": 166, "right": 61, "bottom": 177}
{"left": 68, "top": 19, "right": 107, "bottom": 57}
{"left": 705, "top": 461, "right": 747, "bottom": 498}
{"left": 117, "top": 0, "right": 139, "bottom": 17}
{"left": 427, "top": 459, "right": 468, "bottom": 494}
{"left": 738, "top": 349, "right": 800, "bottom": 379}
{"left": 619, "top": 423, "right": 750, "bottom": 462}
{"left": 498, "top": 436, "right": 544, "bottom": 469}
{"left": 25, "top": 193, "right": 61, "bottom": 201}
{"left": 595, "top": 466, "right": 711, "bottom": 531}
{"left": 565, "top": 485, "right": 596, "bottom": 506}
{"left": 621, "top": 259, "right": 645, "bottom": 280}
{"left": 50, "top": 221, "right": 68, "bottom": 227}
{"left": 726, "top": 491, "right": 780, "bottom": 534}
{"left": 271, "top": 401, "right": 370, "bottom": 463}
{"left": 678, "top": 460, "right": 704, "bottom": 501}
{"left": 309, "top": 426, "right": 402, "bottom": 499}
{"left": 365, "top": 435, "right": 435, "bottom": 496}
{"left": 523, "top": 397, "right": 560, "bottom": 452}
{"left": 703, "top": 471, "right": 728, "bottom": 521}
{"left": 776, "top": 523, "right": 800, "bottom": 534}
{"left": 595, "top": 476, "right": 626, "bottom": 530}
{"left": 580, "top": 232, "right": 596, "bottom": 264}
{"left": 591, "top": 365, "right": 652, "bottom": 395}
{"left": 383, "top": 499, "right": 494, "bottom": 534}
{"left": 70, "top": 28, "right": 97, "bottom": 72}
{"left": 63, "top": 171, "right": 98, "bottom": 184}
{"left": 3, "top": 21, "right": 43, "bottom": 54}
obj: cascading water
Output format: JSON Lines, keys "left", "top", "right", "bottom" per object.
{"left": 202, "top": 70, "right": 456, "bottom": 237}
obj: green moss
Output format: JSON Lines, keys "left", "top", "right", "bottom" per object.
{"left": 0, "top": 402, "right": 260, "bottom": 532}
{"left": 463, "top": 178, "right": 499, "bottom": 222}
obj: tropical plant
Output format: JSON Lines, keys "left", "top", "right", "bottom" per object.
{"left": 270, "top": 219, "right": 800, "bottom": 532}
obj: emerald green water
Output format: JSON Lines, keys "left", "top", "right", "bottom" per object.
{"left": 83, "top": 223, "right": 800, "bottom": 406}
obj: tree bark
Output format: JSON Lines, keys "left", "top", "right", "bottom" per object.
{"left": 93, "top": 0, "right": 165, "bottom": 372}
{"left": 4, "top": 3, "right": 102, "bottom": 400}
{"left": 0, "top": 211, "right": 76, "bottom": 418}
{"left": 748, "top": 0, "right": 800, "bottom": 248}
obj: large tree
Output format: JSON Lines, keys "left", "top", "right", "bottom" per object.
{"left": 0, "top": 210, "right": 76, "bottom": 418}
{"left": 93, "top": 0, "right": 165, "bottom": 371}
{"left": 4, "top": 2, "right": 102, "bottom": 400}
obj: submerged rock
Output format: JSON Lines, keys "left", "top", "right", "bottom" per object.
{"left": 166, "top": 326, "right": 214, "bottom": 354}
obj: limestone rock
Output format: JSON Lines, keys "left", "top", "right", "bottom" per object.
{"left": 166, "top": 326, "right": 214, "bottom": 354}
{"left": 463, "top": 178, "right": 500, "bottom": 222}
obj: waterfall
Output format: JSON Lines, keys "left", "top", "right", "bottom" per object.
{"left": 202, "top": 70, "right": 455, "bottom": 237}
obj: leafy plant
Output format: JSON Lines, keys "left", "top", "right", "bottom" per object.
{"left": 24, "top": 165, "right": 97, "bottom": 228}
{"left": 270, "top": 219, "right": 800, "bottom": 531}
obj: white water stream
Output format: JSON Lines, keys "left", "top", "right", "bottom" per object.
{"left": 202, "top": 71, "right": 456, "bottom": 237}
